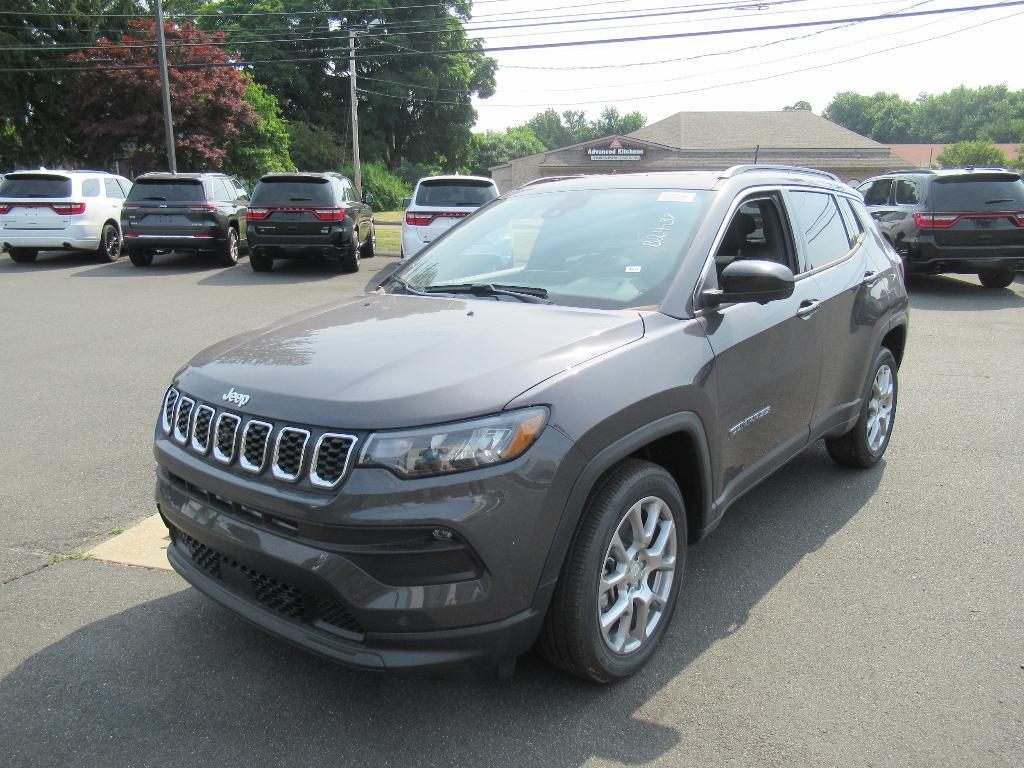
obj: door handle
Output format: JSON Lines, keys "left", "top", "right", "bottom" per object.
{"left": 862, "top": 270, "right": 880, "bottom": 284}
{"left": 796, "top": 299, "right": 821, "bottom": 318}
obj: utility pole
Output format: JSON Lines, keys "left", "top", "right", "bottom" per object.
{"left": 154, "top": 0, "right": 177, "bottom": 173}
{"left": 349, "top": 28, "right": 362, "bottom": 198}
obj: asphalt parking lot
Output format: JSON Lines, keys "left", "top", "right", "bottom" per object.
{"left": 1, "top": 250, "right": 1022, "bottom": 767}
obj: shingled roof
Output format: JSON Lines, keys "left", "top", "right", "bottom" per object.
{"left": 628, "top": 110, "right": 886, "bottom": 151}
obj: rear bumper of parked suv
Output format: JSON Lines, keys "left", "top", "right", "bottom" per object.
{"left": 248, "top": 223, "right": 355, "bottom": 257}
{"left": 123, "top": 233, "right": 227, "bottom": 251}
{"left": 3, "top": 225, "right": 101, "bottom": 251}
{"left": 153, "top": 426, "right": 582, "bottom": 671}
{"left": 901, "top": 239, "right": 1024, "bottom": 274}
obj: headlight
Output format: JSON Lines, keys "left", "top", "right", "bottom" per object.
{"left": 359, "top": 407, "right": 549, "bottom": 479}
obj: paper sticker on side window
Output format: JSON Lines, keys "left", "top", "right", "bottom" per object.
{"left": 657, "top": 192, "right": 695, "bottom": 203}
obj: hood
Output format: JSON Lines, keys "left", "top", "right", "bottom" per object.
{"left": 177, "top": 293, "right": 644, "bottom": 429}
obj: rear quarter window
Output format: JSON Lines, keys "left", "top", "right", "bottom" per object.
{"left": 415, "top": 180, "right": 498, "bottom": 207}
{"left": 128, "top": 180, "right": 205, "bottom": 202}
{"left": 251, "top": 178, "right": 334, "bottom": 205}
{"left": 0, "top": 175, "right": 72, "bottom": 198}
{"left": 81, "top": 178, "right": 101, "bottom": 197}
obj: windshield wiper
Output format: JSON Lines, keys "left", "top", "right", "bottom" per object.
{"left": 984, "top": 198, "right": 1014, "bottom": 204}
{"left": 386, "top": 275, "right": 428, "bottom": 296}
{"left": 423, "top": 283, "right": 551, "bottom": 304}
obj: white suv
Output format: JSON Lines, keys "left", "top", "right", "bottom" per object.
{"left": 400, "top": 175, "right": 498, "bottom": 259}
{"left": 1, "top": 170, "right": 133, "bottom": 263}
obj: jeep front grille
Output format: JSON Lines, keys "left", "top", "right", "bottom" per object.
{"left": 240, "top": 420, "right": 272, "bottom": 473}
{"left": 159, "top": 391, "right": 357, "bottom": 489}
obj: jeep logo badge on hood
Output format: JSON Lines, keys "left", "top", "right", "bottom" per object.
{"left": 222, "top": 387, "right": 250, "bottom": 407}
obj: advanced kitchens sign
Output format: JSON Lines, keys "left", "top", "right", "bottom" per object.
{"left": 585, "top": 137, "right": 647, "bottom": 161}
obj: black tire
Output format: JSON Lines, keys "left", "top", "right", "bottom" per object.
{"left": 360, "top": 224, "right": 376, "bottom": 259}
{"left": 219, "top": 226, "right": 240, "bottom": 267}
{"left": 978, "top": 269, "right": 1014, "bottom": 289}
{"left": 128, "top": 249, "right": 153, "bottom": 267}
{"left": 7, "top": 248, "right": 38, "bottom": 263}
{"left": 337, "top": 235, "right": 360, "bottom": 272}
{"left": 536, "top": 458, "right": 687, "bottom": 683}
{"left": 96, "top": 222, "right": 121, "bottom": 262}
{"left": 249, "top": 250, "right": 273, "bottom": 272}
{"left": 825, "top": 347, "right": 899, "bottom": 468}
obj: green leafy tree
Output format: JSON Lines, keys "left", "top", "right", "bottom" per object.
{"left": 524, "top": 107, "right": 647, "bottom": 150}
{"left": 226, "top": 78, "right": 295, "bottom": 184}
{"left": 287, "top": 121, "right": 347, "bottom": 172}
{"left": 783, "top": 100, "right": 813, "bottom": 112}
{"left": 468, "top": 127, "right": 545, "bottom": 175}
{"left": 592, "top": 107, "right": 647, "bottom": 137}
{"left": 936, "top": 141, "right": 1008, "bottom": 168}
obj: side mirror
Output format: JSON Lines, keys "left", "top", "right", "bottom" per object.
{"left": 364, "top": 260, "right": 402, "bottom": 293}
{"left": 362, "top": 193, "right": 374, "bottom": 205}
{"left": 702, "top": 260, "right": 795, "bottom": 307}
{"left": 402, "top": 197, "right": 412, "bottom": 209}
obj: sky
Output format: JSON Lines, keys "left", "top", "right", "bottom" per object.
{"left": 460, "top": 0, "right": 1024, "bottom": 132}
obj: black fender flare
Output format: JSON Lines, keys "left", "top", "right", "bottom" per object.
{"left": 534, "top": 412, "right": 713, "bottom": 602}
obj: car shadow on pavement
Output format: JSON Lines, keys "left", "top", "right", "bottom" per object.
{"left": 0, "top": 250, "right": 108, "bottom": 271}
{"left": 906, "top": 273, "right": 1024, "bottom": 311}
{"left": 197, "top": 256, "right": 398, "bottom": 288}
{"left": 0, "top": 443, "right": 881, "bottom": 768}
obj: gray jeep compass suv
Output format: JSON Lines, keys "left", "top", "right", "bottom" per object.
{"left": 154, "top": 166, "right": 909, "bottom": 682}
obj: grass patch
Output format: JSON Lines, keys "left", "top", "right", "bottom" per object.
{"left": 46, "top": 551, "right": 94, "bottom": 567}
{"left": 109, "top": 526, "right": 125, "bottom": 535}
{"left": 374, "top": 209, "right": 404, "bottom": 226}
{"left": 375, "top": 225, "right": 401, "bottom": 255}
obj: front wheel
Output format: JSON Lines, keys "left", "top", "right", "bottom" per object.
{"left": 8, "top": 248, "right": 38, "bottom": 263}
{"left": 826, "top": 347, "right": 898, "bottom": 468}
{"left": 537, "top": 459, "right": 686, "bottom": 683}
{"left": 978, "top": 269, "right": 1014, "bottom": 289}
{"left": 97, "top": 223, "right": 121, "bottom": 262}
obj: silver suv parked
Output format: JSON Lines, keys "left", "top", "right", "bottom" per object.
{"left": 153, "top": 166, "right": 908, "bottom": 682}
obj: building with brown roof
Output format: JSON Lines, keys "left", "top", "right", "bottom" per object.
{"left": 490, "top": 110, "right": 914, "bottom": 190}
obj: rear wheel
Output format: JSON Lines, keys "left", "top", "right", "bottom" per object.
{"left": 360, "top": 224, "right": 376, "bottom": 259}
{"left": 249, "top": 250, "right": 273, "bottom": 272}
{"left": 338, "top": 235, "right": 360, "bottom": 272}
{"left": 537, "top": 459, "right": 686, "bottom": 683}
{"left": 128, "top": 249, "right": 153, "bottom": 267}
{"left": 219, "top": 227, "right": 240, "bottom": 267}
{"left": 8, "top": 248, "right": 38, "bottom": 263}
{"left": 826, "top": 347, "right": 898, "bottom": 468}
{"left": 97, "top": 222, "right": 121, "bottom": 262}
{"left": 978, "top": 269, "right": 1014, "bottom": 289}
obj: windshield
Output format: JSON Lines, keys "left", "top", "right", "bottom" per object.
{"left": 933, "top": 174, "right": 1024, "bottom": 210}
{"left": 391, "top": 187, "right": 710, "bottom": 310}
{"left": 128, "top": 179, "right": 204, "bottom": 202}
{"left": 0, "top": 174, "right": 71, "bottom": 198}
{"left": 251, "top": 178, "right": 333, "bottom": 205}
{"left": 415, "top": 179, "right": 498, "bottom": 207}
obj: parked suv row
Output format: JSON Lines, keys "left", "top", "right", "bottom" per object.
{"left": 859, "top": 167, "right": 1024, "bottom": 288}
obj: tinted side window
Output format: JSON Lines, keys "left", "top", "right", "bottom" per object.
{"left": 895, "top": 180, "right": 919, "bottom": 205}
{"left": 838, "top": 197, "right": 864, "bottom": 243}
{"left": 212, "top": 179, "right": 235, "bottom": 202}
{"left": 81, "top": 178, "right": 101, "bottom": 197}
{"left": 103, "top": 178, "right": 126, "bottom": 199}
{"left": 788, "top": 191, "right": 852, "bottom": 272}
{"left": 862, "top": 179, "right": 892, "bottom": 206}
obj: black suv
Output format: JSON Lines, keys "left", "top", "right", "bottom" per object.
{"left": 245, "top": 172, "right": 375, "bottom": 272}
{"left": 859, "top": 168, "right": 1024, "bottom": 288}
{"left": 122, "top": 173, "right": 249, "bottom": 267}
{"left": 154, "top": 166, "right": 908, "bottom": 682}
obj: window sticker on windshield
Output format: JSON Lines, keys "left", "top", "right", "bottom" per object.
{"left": 625, "top": 266, "right": 642, "bottom": 273}
{"left": 658, "top": 192, "right": 695, "bottom": 203}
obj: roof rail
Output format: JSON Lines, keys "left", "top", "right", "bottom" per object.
{"left": 721, "top": 164, "right": 841, "bottom": 182}
{"left": 517, "top": 174, "right": 585, "bottom": 189}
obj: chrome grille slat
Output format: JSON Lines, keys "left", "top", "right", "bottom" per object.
{"left": 239, "top": 420, "right": 272, "bottom": 473}
{"left": 190, "top": 405, "right": 215, "bottom": 454}
{"left": 272, "top": 427, "right": 310, "bottom": 482}
{"left": 310, "top": 433, "right": 358, "bottom": 489}
{"left": 161, "top": 387, "right": 179, "bottom": 434}
{"left": 212, "top": 412, "right": 240, "bottom": 464}
{"left": 173, "top": 397, "right": 195, "bottom": 445}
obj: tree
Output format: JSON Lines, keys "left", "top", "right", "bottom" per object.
{"left": 524, "top": 107, "right": 648, "bottom": 150}
{"left": 592, "top": 107, "right": 647, "bottom": 138}
{"left": 468, "top": 127, "right": 545, "bottom": 175}
{"left": 783, "top": 100, "right": 813, "bottom": 112}
{"left": 226, "top": 78, "right": 295, "bottom": 184}
{"left": 287, "top": 121, "right": 348, "bottom": 172}
{"left": 67, "top": 20, "right": 259, "bottom": 173}
{"left": 936, "top": 141, "right": 1008, "bottom": 168}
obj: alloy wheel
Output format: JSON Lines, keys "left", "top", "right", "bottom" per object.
{"left": 866, "top": 364, "right": 894, "bottom": 452}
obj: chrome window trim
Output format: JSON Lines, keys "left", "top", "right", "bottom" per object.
{"left": 190, "top": 404, "right": 215, "bottom": 455}
{"left": 310, "top": 433, "right": 359, "bottom": 489}
{"left": 212, "top": 412, "right": 240, "bottom": 465}
{"left": 239, "top": 420, "right": 273, "bottom": 474}
{"left": 272, "top": 427, "right": 311, "bottom": 483}
{"left": 161, "top": 387, "right": 179, "bottom": 434}
{"left": 172, "top": 397, "right": 195, "bottom": 445}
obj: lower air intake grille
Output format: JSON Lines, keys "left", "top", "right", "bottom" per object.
{"left": 311, "top": 434, "right": 357, "bottom": 488}
{"left": 173, "top": 526, "right": 363, "bottom": 637}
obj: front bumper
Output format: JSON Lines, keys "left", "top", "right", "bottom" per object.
{"left": 154, "top": 425, "right": 583, "bottom": 671}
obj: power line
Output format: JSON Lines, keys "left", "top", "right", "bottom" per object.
{"left": 2, "top": 1, "right": 1019, "bottom": 72}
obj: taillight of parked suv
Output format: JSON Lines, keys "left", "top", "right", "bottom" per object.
{"left": 913, "top": 211, "right": 1024, "bottom": 228}
{"left": 0, "top": 201, "right": 86, "bottom": 215}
